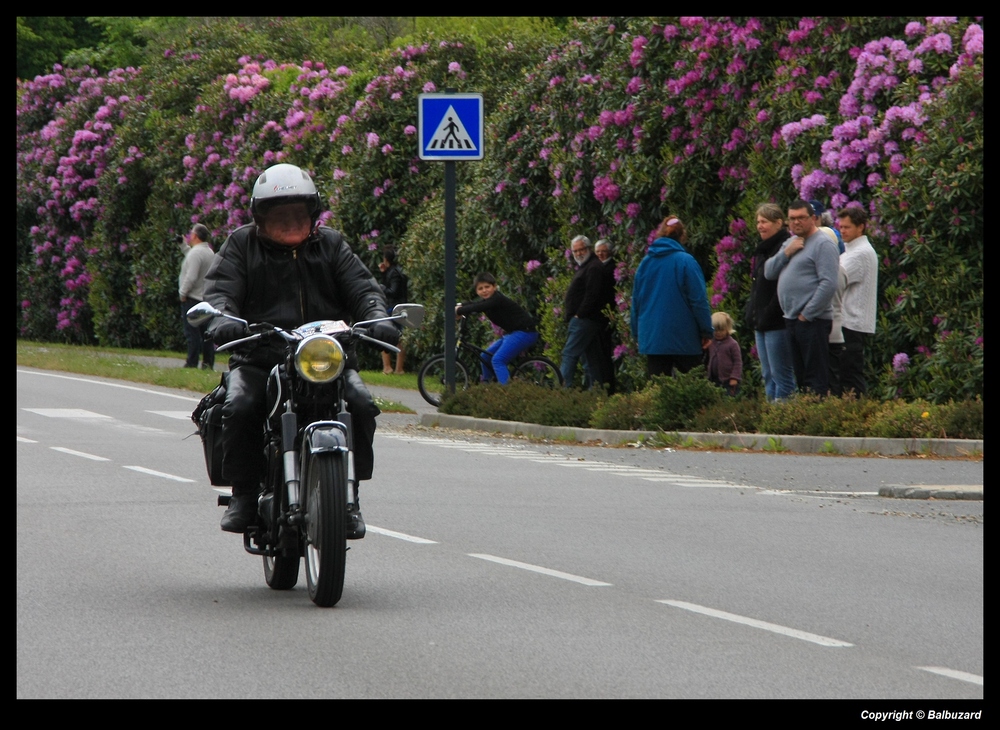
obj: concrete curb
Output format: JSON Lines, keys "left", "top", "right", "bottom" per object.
{"left": 878, "top": 485, "right": 984, "bottom": 500}
{"left": 418, "top": 413, "right": 983, "bottom": 458}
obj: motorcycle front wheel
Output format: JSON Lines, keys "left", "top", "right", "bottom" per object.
{"left": 303, "top": 451, "right": 347, "bottom": 607}
{"left": 417, "top": 355, "right": 470, "bottom": 406}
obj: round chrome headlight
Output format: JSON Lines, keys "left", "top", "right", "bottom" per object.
{"left": 294, "top": 334, "right": 345, "bottom": 383}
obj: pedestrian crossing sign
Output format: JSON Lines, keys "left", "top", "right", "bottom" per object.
{"left": 418, "top": 93, "right": 484, "bottom": 161}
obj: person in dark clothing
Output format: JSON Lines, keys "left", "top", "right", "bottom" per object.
{"left": 560, "top": 235, "right": 614, "bottom": 389}
{"left": 205, "top": 163, "right": 398, "bottom": 536}
{"left": 455, "top": 272, "right": 539, "bottom": 384}
{"left": 746, "top": 203, "right": 797, "bottom": 401}
{"left": 593, "top": 239, "right": 618, "bottom": 395}
{"left": 378, "top": 245, "right": 408, "bottom": 374}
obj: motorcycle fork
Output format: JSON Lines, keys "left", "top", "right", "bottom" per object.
{"left": 281, "top": 405, "right": 301, "bottom": 514}
{"left": 338, "top": 407, "right": 358, "bottom": 509}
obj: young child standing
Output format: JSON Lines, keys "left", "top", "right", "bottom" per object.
{"left": 707, "top": 311, "right": 743, "bottom": 396}
{"left": 455, "top": 272, "right": 539, "bottom": 384}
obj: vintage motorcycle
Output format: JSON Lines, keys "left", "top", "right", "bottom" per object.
{"left": 187, "top": 301, "right": 424, "bottom": 607}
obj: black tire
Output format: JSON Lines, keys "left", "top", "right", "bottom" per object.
{"left": 515, "top": 357, "right": 564, "bottom": 389}
{"left": 303, "top": 451, "right": 347, "bottom": 607}
{"left": 417, "top": 355, "right": 470, "bottom": 406}
{"left": 263, "top": 552, "right": 299, "bottom": 590}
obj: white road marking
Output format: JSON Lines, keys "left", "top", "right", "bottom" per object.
{"left": 50, "top": 447, "right": 110, "bottom": 461}
{"left": 669, "top": 482, "right": 745, "bottom": 489}
{"left": 917, "top": 666, "right": 983, "bottom": 686}
{"left": 469, "top": 554, "right": 612, "bottom": 587}
{"left": 18, "top": 436, "right": 38, "bottom": 443}
{"left": 18, "top": 369, "right": 200, "bottom": 403}
{"left": 367, "top": 525, "right": 438, "bottom": 544}
{"left": 641, "top": 477, "right": 742, "bottom": 488}
{"left": 759, "top": 490, "right": 880, "bottom": 499}
{"left": 657, "top": 600, "right": 853, "bottom": 647}
{"left": 382, "top": 433, "right": 747, "bottom": 490}
{"left": 24, "top": 408, "right": 110, "bottom": 419}
{"left": 148, "top": 410, "right": 196, "bottom": 420}
{"left": 123, "top": 466, "right": 195, "bottom": 483}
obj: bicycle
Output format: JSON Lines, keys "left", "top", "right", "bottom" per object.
{"left": 417, "top": 317, "right": 563, "bottom": 406}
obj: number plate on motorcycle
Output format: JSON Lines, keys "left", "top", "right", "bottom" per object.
{"left": 297, "top": 320, "right": 350, "bottom": 335}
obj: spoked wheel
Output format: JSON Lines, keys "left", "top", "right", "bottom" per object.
{"left": 417, "top": 355, "right": 470, "bottom": 406}
{"left": 515, "top": 357, "right": 564, "bottom": 389}
{"left": 303, "top": 451, "right": 347, "bottom": 607}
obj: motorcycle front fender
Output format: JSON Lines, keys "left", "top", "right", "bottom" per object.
{"left": 302, "top": 420, "right": 350, "bottom": 454}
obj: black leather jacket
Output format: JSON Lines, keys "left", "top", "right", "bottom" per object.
{"left": 205, "top": 224, "right": 387, "bottom": 368}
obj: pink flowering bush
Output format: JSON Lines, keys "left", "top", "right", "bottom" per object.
{"left": 15, "top": 17, "right": 984, "bottom": 403}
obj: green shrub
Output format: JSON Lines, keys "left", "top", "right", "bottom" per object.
{"left": 589, "top": 386, "right": 658, "bottom": 431}
{"left": 688, "top": 397, "right": 763, "bottom": 433}
{"left": 757, "top": 393, "right": 883, "bottom": 437}
{"left": 647, "top": 367, "right": 724, "bottom": 431}
{"left": 933, "top": 398, "right": 983, "bottom": 440}
{"left": 440, "top": 381, "right": 599, "bottom": 428}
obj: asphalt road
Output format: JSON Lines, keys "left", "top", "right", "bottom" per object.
{"left": 17, "top": 368, "right": 983, "bottom": 701}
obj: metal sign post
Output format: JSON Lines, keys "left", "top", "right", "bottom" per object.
{"left": 418, "top": 92, "right": 484, "bottom": 398}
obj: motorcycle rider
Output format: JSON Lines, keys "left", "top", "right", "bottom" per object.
{"left": 204, "top": 163, "right": 399, "bottom": 536}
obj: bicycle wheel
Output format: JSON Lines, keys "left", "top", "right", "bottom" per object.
{"left": 417, "top": 355, "right": 471, "bottom": 406}
{"left": 514, "top": 357, "right": 563, "bottom": 389}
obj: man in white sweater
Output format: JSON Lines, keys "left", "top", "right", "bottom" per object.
{"left": 836, "top": 207, "right": 879, "bottom": 395}
{"left": 179, "top": 223, "right": 216, "bottom": 370}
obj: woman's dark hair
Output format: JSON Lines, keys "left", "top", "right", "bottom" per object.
{"left": 382, "top": 245, "right": 397, "bottom": 265}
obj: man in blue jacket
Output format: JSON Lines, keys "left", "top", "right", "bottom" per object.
{"left": 631, "top": 216, "right": 713, "bottom": 377}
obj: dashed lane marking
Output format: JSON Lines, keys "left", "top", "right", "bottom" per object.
{"left": 658, "top": 600, "right": 854, "bottom": 647}
{"left": 50, "top": 446, "right": 110, "bottom": 461}
{"left": 917, "top": 666, "right": 983, "bottom": 686}
{"left": 469, "top": 553, "right": 612, "bottom": 586}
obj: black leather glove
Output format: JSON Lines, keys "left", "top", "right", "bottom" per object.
{"left": 212, "top": 318, "right": 249, "bottom": 345}
{"left": 367, "top": 320, "right": 400, "bottom": 348}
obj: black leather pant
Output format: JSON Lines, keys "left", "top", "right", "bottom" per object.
{"left": 220, "top": 364, "right": 380, "bottom": 490}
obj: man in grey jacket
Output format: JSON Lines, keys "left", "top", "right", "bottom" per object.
{"left": 179, "top": 223, "right": 216, "bottom": 370}
{"left": 764, "top": 199, "right": 840, "bottom": 395}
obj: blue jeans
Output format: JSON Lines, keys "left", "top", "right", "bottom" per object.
{"left": 480, "top": 330, "right": 539, "bottom": 384}
{"left": 755, "top": 328, "right": 796, "bottom": 401}
{"left": 560, "top": 317, "right": 605, "bottom": 387}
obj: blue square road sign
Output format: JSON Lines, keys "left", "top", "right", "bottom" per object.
{"left": 418, "top": 93, "right": 484, "bottom": 161}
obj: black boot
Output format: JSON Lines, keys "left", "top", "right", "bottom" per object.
{"left": 347, "top": 501, "right": 366, "bottom": 540}
{"left": 221, "top": 486, "right": 258, "bottom": 533}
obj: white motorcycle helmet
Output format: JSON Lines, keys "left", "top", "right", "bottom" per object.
{"left": 250, "top": 163, "right": 322, "bottom": 226}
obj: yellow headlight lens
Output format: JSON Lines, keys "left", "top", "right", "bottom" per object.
{"left": 294, "top": 335, "right": 345, "bottom": 383}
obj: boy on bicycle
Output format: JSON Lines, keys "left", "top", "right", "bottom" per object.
{"left": 456, "top": 272, "right": 540, "bottom": 384}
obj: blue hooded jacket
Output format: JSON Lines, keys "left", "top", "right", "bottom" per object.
{"left": 631, "top": 237, "right": 713, "bottom": 356}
